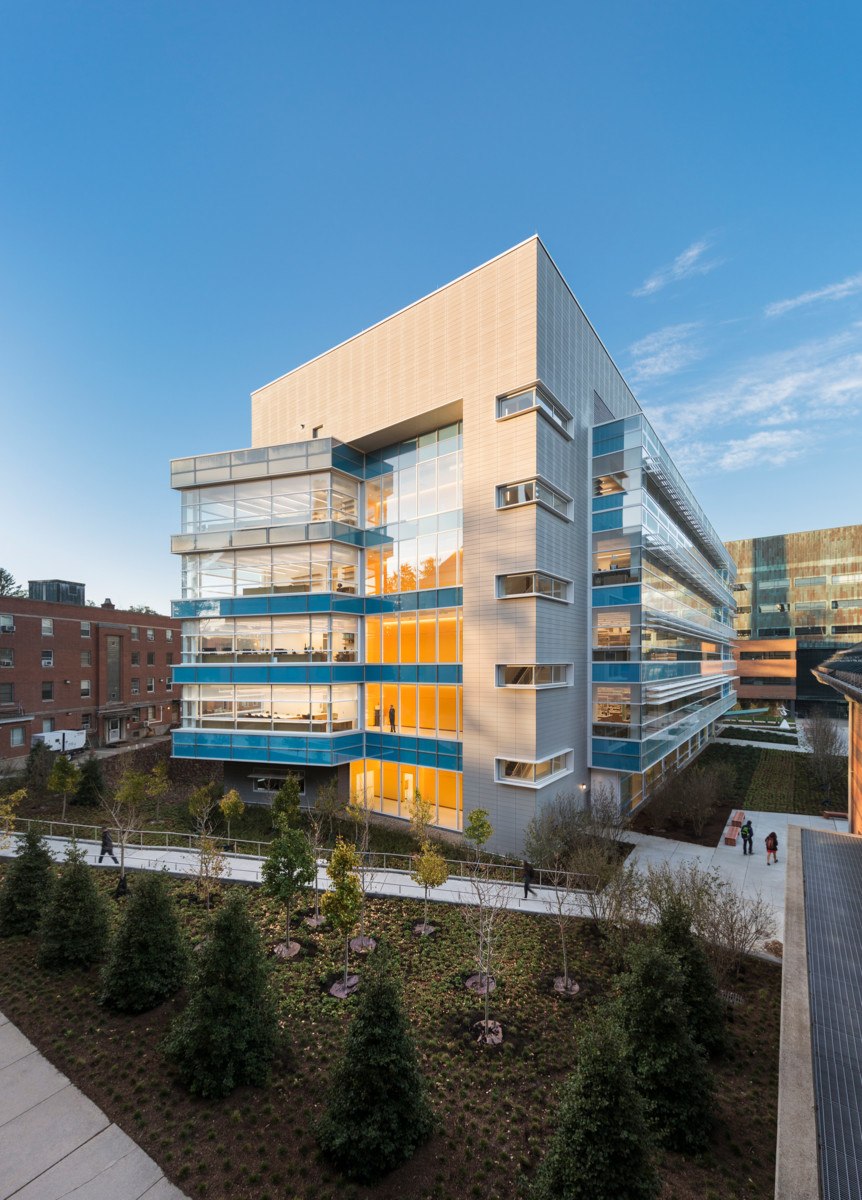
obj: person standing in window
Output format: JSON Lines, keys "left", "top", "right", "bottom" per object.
{"left": 388, "top": 704, "right": 396, "bottom": 733}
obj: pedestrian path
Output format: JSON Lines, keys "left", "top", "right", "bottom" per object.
{"left": 0, "top": 1011, "right": 188, "bottom": 1200}
{"left": 626, "top": 809, "right": 847, "bottom": 940}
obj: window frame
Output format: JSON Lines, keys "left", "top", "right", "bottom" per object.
{"left": 0, "top": 647, "right": 13, "bottom": 668}
{"left": 495, "top": 383, "right": 573, "bottom": 438}
{"left": 495, "top": 571, "right": 571, "bottom": 603}
{"left": 80, "top": 620, "right": 91, "bottom": 637}
{"left": 41, "top": 617, "right": 54, "bottom": 637}
{"left": 10, "top": 725, "right": 25, "bottom": 748}
{"left": 495, "top": 663, "right": 572, "bottom": 689}
{"left": 495, "top": 750, "right": 573, "bottom": 789}
{"left": 496, "top": 477, "right": 572, "bottom": 521}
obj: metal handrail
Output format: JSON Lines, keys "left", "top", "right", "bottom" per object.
{"left": 5, "top": 817, "right": 599, "bottom": 892}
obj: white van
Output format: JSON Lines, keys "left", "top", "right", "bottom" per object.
{"left": 31, "top": 729, "right": 89, "bottom": 755}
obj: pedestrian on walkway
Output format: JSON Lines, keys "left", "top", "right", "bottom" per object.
{"left": 740, "top": 818, "right": 754, "bottom": 855}
{"left": 99, "top": 827, "right": 119, "bottom": 865}
{"left": 523, "top": 860, "right": 537, "bottom": 899}
{"left": 388, "top": 704, "right": 396, "bottom": 733}
{"left": 765, "top": 830, "right": 779, "bottom": 866}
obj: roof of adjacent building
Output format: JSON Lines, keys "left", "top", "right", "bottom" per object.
{"left": 812, "top": 643, "right": 862, "bottom": 703}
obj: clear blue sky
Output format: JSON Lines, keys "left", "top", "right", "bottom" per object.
{"left": 2, "top": 1, "right": 860, "bottom": 611}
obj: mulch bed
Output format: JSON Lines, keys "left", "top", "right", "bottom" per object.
{"left": 0, "top": 866, "right": 781, "bottom": 1200}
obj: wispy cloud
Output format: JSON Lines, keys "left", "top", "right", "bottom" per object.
{"left": 632, "top": 238, "right": 722, "bottom": 298}
{"left": 627, "top": 322, "right": 703, "bottom": 383}
{"left": 765, "top": 272, "right": 862, "bottom": 318}
{"left": 649, "top": 321, "right": 862, "bottom": 475}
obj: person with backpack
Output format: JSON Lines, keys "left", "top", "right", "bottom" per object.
{"left": 765, "top": 830, "right": 779, "bottom": 865}
{"left": 522, "top": 860, "right": 537, "bottom": 899}
{"left": 740, "top": 818, "right": 754, "bottom": 855}
{"left": 99, "top": 827, "right": 119, "bottom": 865}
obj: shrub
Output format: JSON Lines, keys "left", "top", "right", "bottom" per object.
{"left": 38, "top": 846, "right": 109, "bottom": 970}
{"left": 271, "top": 774, "right": 302, "bottom": 831}
{"left": 613, "top": 941, "right": 714, "bottom": 1152}
{"left": 317, "top": 941, "right": 434, "bottom": 1180}
{"left": 655, "top": 895, "right": 726, "bottom": 1055}
{"left": 530, "top": 1013, "right": 659, "bottom": 1200}
{"left": 163, "top": 889, "right": 278, "bottom": 1098}
{"left": 0, "top": 830, "right": 54, "bottom": 936}
{"left": 101, "top": 872, "right": 187, "bottom": 1012}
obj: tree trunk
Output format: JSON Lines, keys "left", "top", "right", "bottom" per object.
{"left": 62, "top": 792, "right": 67, "bottom": 822}
{"left": 423, "top": 886, "right": 429, "bottom": 930}
{"left": 120, "top": 839, "right": 126, "bottom": 881}
{"left": 560, "top": 919, "right": 569, "bottom": 989}
{"left": 344, "top": 937, "right": 350, "bottom": 986}
{"left": 286, "top": 902, "right": 291, "bottom": 946}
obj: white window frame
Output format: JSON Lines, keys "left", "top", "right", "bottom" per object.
{"left": 495, "top": 571, "right": 571, "bottom": 603}
{"left": 495, "top": 664, "right": 572, "bottom": 689}
{"left": 80, "top": 679, "right": 91, "bottom": 698}
{"left": 147, "top": 677, "right": 155, "bottom": 693}
{"left": 10, "top": 726, "right": 25, "bottom": 748}
{"left": 251, "top": 773, "right": 305, "bottom": 795}
{"left": 496, "top": 477, "right": 571, "bottom": 520}
{"left": 146, "top": 628, "right": 155, "bottom": 641}
{"left": 0, "top": 648, "right": 12, "bottom": 668}
{"left": 131, "top": 678, "right": 140, "bottom": 695}
{"left": 41, "top": 618, "right": 54, "bottom": 637}
{"left": 165, "top": 628, "right": 173, "bottom": 642}
{"left": 41, "top": 649, "right": 54, "bottom": 668}
{"left": 496, "top": 383, "right": 572, "bottom": 437}
{"left": 0, "top": 615, "right": 13, "bottom": 634}
{"left": 80, "top": 620, "right": 91, "bottom": 637}
{"left": 495, "top": 750, "right": 573, "bottom": 789}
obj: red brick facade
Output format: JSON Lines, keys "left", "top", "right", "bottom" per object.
{"left": 0, "top": 598, "right": 180, "bottom": 759}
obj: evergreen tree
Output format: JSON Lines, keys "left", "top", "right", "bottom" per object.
{"left": 74, "top": 755, "right": 105, "bottom": 807}
{"left": 318, "top": 941, "right": 434, "bottom": 1181}
{"left": 530, "top": 1013, "right": 660, "bottom": 1200}
{"left": 163, "top": 889, "right": 279, "bottom": 1098}
{"left": 613, "top": 941, "right": 714, "bottom": 1152}
{"left": 25, "top": 741, "right": 53, "bottom": 798}
{"left": 655, "top": 895, "right": 726, "bottom": 1055}
{"left": 101, "top": 872, "right": 187, "bottom": 1012}
{"left": 38, "top": 846, "right": 109, "bottom": 970}
{"left": 0, "top": 831, "right": 54, "bottom": 936}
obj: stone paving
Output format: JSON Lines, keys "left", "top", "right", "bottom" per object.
{"left": 0, "top": 1012, "right": 187, "bottom": 1200}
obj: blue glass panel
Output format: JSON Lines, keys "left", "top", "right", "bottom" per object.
{"left": 268, "top": 596, "right": 310, "bottom": 614}
{"left": 227, "top": 597, "right": 270, "bottom": 615}
{"left": 332, "top": 665, "right": 364, "bottom": 682}
{"left": 398, "top": 664, "right": 419, "bottom": 683}
{"left": 436, "top": 739, "right": 461, "bottom": 756}
{"left": 229, "top": 667, "right": 272, "bottom": 684}
{"left": 395, "top": 736, "right": 419, "bottom": 755}
{"left": 305, "top": 746, "right": 334, "bottom": 765}
{"left": 592, "top": 511, "right": 623, "bottom": 532}
{"left": 364, "top": 666, "right": 383, "bottom": 683}
{"left": 592, "top": 750, "right": 642, "bottom": 771}
{"left": 171, "top": 743, "right": 195, "bottom": 758}
{"left": 379, "top": 665, "right": 400, "bottom": 682}
{"left": 231, "top": 745, "right": 268, "bottom": 761}
{"left": 417, "top": 751, "right": 438, "bottom": 767}
{"left": 380, "top": 742, "right": 401, "bottom": 762}
{"left": 307, "top": 666, "right": 332, "bottom": 683}
{"left": 592, "top": 663, "right": 640, "bottom": 682}
{"left": 171, "top": 667, "right": 196, "bottom": 683}
{"left": 437, "top": 587, "right": 462, "bottom": 607}
{"left": 417, "top": 665, "right": 436, "bottom": 684}
{"left": 196, "top": 732, "right": 233, "bottom": 748}
{"left": 194, "top": 744, "right": 228, "bottom": 760}
{"left": 195, "top": 667, "right": 234, "bottom": 683}
{"left": 307, "top": 594, "right": 330, "bottom": 612}
{"left": 231, "top": 734, "right": 269, "bottom": 749}
{"left": 332, "top": 596, "right": 364, "bottom": 614}
{"left": 438, "top": 664, "right": 461, "bottom": 683}
{"left": 592, "top": 584, "right": 641, "bottom": 607}
{"left": 592, "top": 494, "right": 624, "bottom": 512}
{"left": 270, "top": 735, "right": 311, "bottom": 753}
{"left": 172, "top": 731, "right": 196, "bottom": 747}
{"left": 364, "top": 735, "right": 384, "bottom": 756}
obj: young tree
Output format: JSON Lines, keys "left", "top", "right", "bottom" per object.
{"left": 24, "top": 740, "right": 53, "bottom": 798}
{"left": 101, "top": 872, "right": 187, "bottom": 1012}
{"left": 0, "top": 787, "right": 24, "bottom": 850}
{"left": 74, "top": 754, "right": 105, "bottom": 807}
{"left": 524, "top": 793, "right": 587, "bottom": 993}
{"left": 461, "top": 810, "right": 511, "bottom": 1039}
{"left": 613, "top": 941, "right": 714, "bottom": 1152}
{"left": 0, "top": 829, "right": 54, "bottom": 936}
{"left": 347, "top": 788, "right": 379, "bottom": 947}
{"left": 322, "top": 837, "right": 363, "bottom": 996}
{"left": 317, "top": 941, "right": 434, "bottom": 1181}
{"left": 409, "top": 788, "right": 433, "bottom": 847}
{"left": 530, "top": 1013, "right": 660, "bottom": 1200}
{"left": 262, "top": 828, "right": 316, "bottom": 957}
{"left": 219, "top": 788, "right": 245, "bottom": 844}
{"left": 48, "top": 755, "right": 80, "bottom": 822}
{"left": 163, "top": 889, "right": 279, "bottom": 1098}
{"left": 305, "top": 777, "right": 342, "bottom": 926}
{"left": 410, "top": 841, "right": 449, "bottom": 934}
{"left": 101, "top": 770, "right": 147, "bottom": 887}
{"left": 38, "top": 845, "right": 110, "bottom": 970}
{"left": 806, "top": 708, "right": 845, "bottom": 803}
{"left": 271, "top": 773, "right": 302, "bottom": 831}
{"left": 464, "top": 807, "right": 493, "bottom": 860}
{"left": 655, "top": 895, "right": 726, "bottom": 1055}
{"left": 188, "top": 782, "right": 230, "bottom": 909}
{"left": 145, "top": 759, "right": 170, "bottom": 823}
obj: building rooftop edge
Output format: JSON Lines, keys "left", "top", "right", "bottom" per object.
{"left": 725, "top": 522, "right": 862, "bottom": 546}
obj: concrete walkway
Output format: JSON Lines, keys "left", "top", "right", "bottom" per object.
{"left": 626, "top": 809, "right": 848, "bottom": 940}
{"left": 0, "top": 1012, "right": 187, "bottom": 1200}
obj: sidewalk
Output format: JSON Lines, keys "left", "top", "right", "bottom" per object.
{"left": 0, "top": 1011, "right": 188, "bottom": 1200}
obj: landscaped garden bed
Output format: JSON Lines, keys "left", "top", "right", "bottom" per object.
{"left": 0, "top": 863, "right": 781, "bottom": 1200}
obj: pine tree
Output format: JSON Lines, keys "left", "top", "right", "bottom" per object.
{"left": 318, "top": 941, "right": 435, "bottom": 1181}
{"left": 24, "top": 741, "right": 53, "bottom": 798}
{"left": 530, "top": 1013, "right": 660, "bottom": 1200}
{"left": 38, "top": 846, "right": 109, "bottom": 970}
{"left": 101, "top": 872, "right": 187, "bottom": 1012}
{"left": 74, "top": 755, "right": 105, "bottom": 807}
{"left": 614, "top": 941, "right": 714, "bottom": 1152}
{"left": 655, "top": 895, "right": 726, "bottom": 1055}
{"left": 163, "top": 889, "right": 279, "bottom": 1098}
{"left": 0, "top": 831, "right": 54, "bottom": 936}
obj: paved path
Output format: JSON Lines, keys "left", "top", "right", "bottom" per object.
{"left": 0, "top": 1012, "right": 188, "bottom": 1200}
{"left": 626, "top": 809, "right": 848, "bottom": 940}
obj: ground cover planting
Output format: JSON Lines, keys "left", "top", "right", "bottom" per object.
{"left": 0, "top": 860, "right": 781, "bottom": 1200}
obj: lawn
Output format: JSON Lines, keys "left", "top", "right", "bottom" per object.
{"left": 698, "top": 743, "right": 843, "bottom": 816}
{"left": 0, "top": 864, "right": 781, "bottom": 1200}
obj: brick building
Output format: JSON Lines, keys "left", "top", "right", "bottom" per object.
{"left": 0, "top": 583, "right": 180, "bottom": 759}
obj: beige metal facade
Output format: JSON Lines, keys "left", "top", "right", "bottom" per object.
{"left": 250, "top": 238, "right": 642, "bottom": 849}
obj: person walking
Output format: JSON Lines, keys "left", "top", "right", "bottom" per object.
{"left": 99, "top": 827, "right": 119, "bottom": 865}
{"left": 523, "top": 860, "right": 537, "bottom": 899}
{"left": 388, "top": 704, "right": 396, "bottom": 734}
{"left": 765, "top": 830, "right": 779, "bottom": 866}
{"left": 740, "top": 818, "right": 754, "bottom": 855}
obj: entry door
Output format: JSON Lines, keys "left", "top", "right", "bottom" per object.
{"left": 107, "top": 718, "right": 121, "bottom": 743}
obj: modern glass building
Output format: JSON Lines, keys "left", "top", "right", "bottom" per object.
{"left": 170, "top": 238, "right": 734, "bottom": 853}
